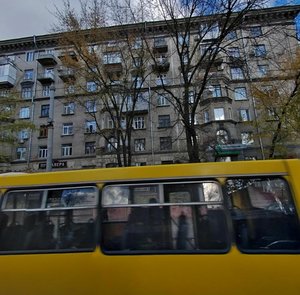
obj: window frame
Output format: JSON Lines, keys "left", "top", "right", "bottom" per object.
{"left": 101, "top": 179, "right": 229, "bottom": 254}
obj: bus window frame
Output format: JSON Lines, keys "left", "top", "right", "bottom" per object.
{"left": 0, "top": 185, "right": 99, "bottom": 254}
{"left": 100, "top": 179, "right": 232, "bottom": 255}
{"left": 225, "top": 175, "right": 300, "bottom": 254}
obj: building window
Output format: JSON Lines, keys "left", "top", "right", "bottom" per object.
{"left": 204, "top": 110, "right": 209, "bottom": 123}
{"left": 230, "top": 67, "right": 244, "bottom": 80}
{"left": 65, "top": 85, "right": 75, "bottom": 94}
{"left": 85, "top": 141, "right": 96, "bottom": 155}
{"left": 200, "top": 23, "right": 219, "bottom": 40}
{"left": 19, "top": 107, "right": 30, "bottom": 119}
{"left": 62, "top": 144, "right": 72, "bottom": 156}
{"left": 133, "top": 37, "right": 143, "bottom": 49}
{"left": 258, "top": 65, "right": 269, "bottom": 77}
{"left": 214, "top": 108, "right": 225, "bottom": 121}
{"left": 42, "top": 85, "right": 50, "bottom": 97}
{"left": 254, "top": 44, "right": 267, "bottom": 57}
{"left": 156, "top": 74, "right": 168, "bottom": 86}
{"left": 226, "top": 30, "right": 237, "bottom": 40}
{"left": 188, "top": 91, "right": 195, "bottom": 104}
{"left": 40, "top": 104, "right": 49, "bottom": 117}
{"left": 133, "top": 116, "right": 145, "bottom": 129}
{"left": 160, "top": 137, "right": 172, "bottom": 151}
{"left": 154, "top": 37, "right": 167, "bottom": 47}
{"left": 132, "top": 76, "right": 143, "bottom": 88}
{"left": 26, "top": 51, "right": 35, "bottom": 62}
{"left": 211, "top": 85, "right": 222, "bottom": 98}
{"left": 228, "top": 47, "right": 240, "bottom": 57}
{"left": 86, "top": 81, "right": 98, "bottom": 92}
{"left": 239, "top": 109, "right": 251, "bottom": 122}
{"left": 0, "top": 89, "right": 10, "bottom": 97}
{"left": 178, "top": 32, "right": 190, "bottom": 46}
{"left": 16, "top": 147, "right": 27, "bottom": 160}
{"left": 38, "top": 146, "right": 48, "bottom": 158}
{"left": 63, "top": 102, "right": 75, "bottom": 115}
{"left": 157, "top": 93, "right": 169, "bottom": 106}
{"left": 62, "top": 123, "right": 73, "bottom": 136}
{"left": 107, "top": 137, "right": 118, "bottom": 152}
{"left": 133, "top": 57, "right": 142, "bottom": 68}
{"left": 44, "top": 68, "right": 54, "bottom": 79}
{"left": 158, "top": 115, "right": 171, "bottom": 128}
{"left": 234, "top": 87, "right": 247, "bottom": 100}
{"left": 85, "top": 100, "right": 97, "bottom": 113}
{"left": 39, "top": 125, "right": 48, "bottom": 138}
{"left": 250, "top": 26, "right": 262, "bottom": 37}
{"left": 241, "top": 132, "right": 254, "bottom": 145}
{"left": 134, "top": 138, "right": 146, "bottom": 152}
{"left": 85, "top": 120, "right": 96, "bottom": 133}
{"left": 24, "top": 69, "right": 34, "bottom": 80}
{"left": 216, "top": 129, "right": 229, "bottom": 144}
{"left": 21, "top": 86, "right": 33, "bottom": 99}
{"left": 18, "top": 129, "right": 29, "bottom": 141}
{"left": 103, "top": 52, "right": 121, "bottom": 64}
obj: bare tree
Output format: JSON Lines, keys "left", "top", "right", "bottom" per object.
{"left": 136, "top": 0, "right": 270, "bottom": 162}
{"left": 53, "top": 0, "right": 153, "bottom": 166}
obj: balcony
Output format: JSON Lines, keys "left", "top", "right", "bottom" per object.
{"left": 58, "top": 50, "right": 78, "bottom": 62}
{"left": 58, "top": 67, "right": 76, "bottom": 82}
{"left": 37, "top": 53, "right": 57, "bottom": 66}
{"left": 153, "top": 38, "right": 168, "bottom": 53}
{"left": 103, "top": 63, "right": 123, "bottom": 74}
{"left": 0, "top": 64, "right": 17, "bottom": 88}
{"left": 37, "top": 72, "right": 55, "bottom": 84}
{"left": 227, "top": 56, "right": 246, "bottom": 66}
{"left": 152, "top": 58, "right": 170, "bottom": 72}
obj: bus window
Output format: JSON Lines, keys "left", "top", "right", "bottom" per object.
{"left": 226, "top": 177, "right": 300, "bottom": 252}
{"left": 101, "top": 181, "right": 229, "bottom": 253}
{"left": 0, "top": 186, "right": 98, "bottom": 253}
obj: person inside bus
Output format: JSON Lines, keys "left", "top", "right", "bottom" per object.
{"left": 125, "top": 197, "right": 166, "bottom": 250}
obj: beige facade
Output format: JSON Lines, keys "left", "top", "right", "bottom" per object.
{"left": 0, "top": 5, "right": 299, "bottom": 172}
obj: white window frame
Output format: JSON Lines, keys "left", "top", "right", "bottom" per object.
{"left": 85, "top": 120, "right": 97, "bottom": 133}
{"left": 21, "top": 86, "right": 33, "bottom": 99}
{"left": 16, "top": 147, "right": 27, "bottom": 160}
{"left": 38, "top": 146, "right": 48, "bottom": 158}
{"left": 62, "top": 123, "right": 74, "bottom": 136}
{"left": 63, "top": 102, "right": 75, "bottom": 115}
{"left": 214, "top": 108, "right": 225, "bottom": 121}
{"left": 133, "top": 116, "right": 145, "bottom": 129}
{"left": 62, "top": 144, "right": 72, "bottom": 156}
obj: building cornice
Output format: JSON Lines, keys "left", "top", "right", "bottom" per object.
{"left": 0, "top": 5, "right": 299, "bottom": 54}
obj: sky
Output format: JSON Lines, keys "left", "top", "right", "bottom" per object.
{"left": 0, "top": 0, "right": 300, "bottom": 41}
{"left": 0, "top": 0, "right": 80, "bottom": 41}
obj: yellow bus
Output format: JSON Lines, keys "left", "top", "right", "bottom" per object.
{"left": 0, "top": 159, "right": 299, "bottom": 295}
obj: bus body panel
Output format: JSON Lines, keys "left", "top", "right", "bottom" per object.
{"left": 0, "top": 159, "right": 299, "bottom": 295}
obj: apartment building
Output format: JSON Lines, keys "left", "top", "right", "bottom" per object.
{"left": 0, "top": 5, "right": 299, "bottom": 171}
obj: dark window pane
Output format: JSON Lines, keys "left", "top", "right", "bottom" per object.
{"left": 101, "top": 181, "right": 228, "bottom": 253}
{"left": 226, "top": 177, "right": 300, "bottom": 252}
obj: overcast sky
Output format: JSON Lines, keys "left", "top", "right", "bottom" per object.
{"left": 0, "top": 0, "right": 80, "bottom": 41}
{"left": 0, "top": 0, "right": 299, "bottom": 41}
